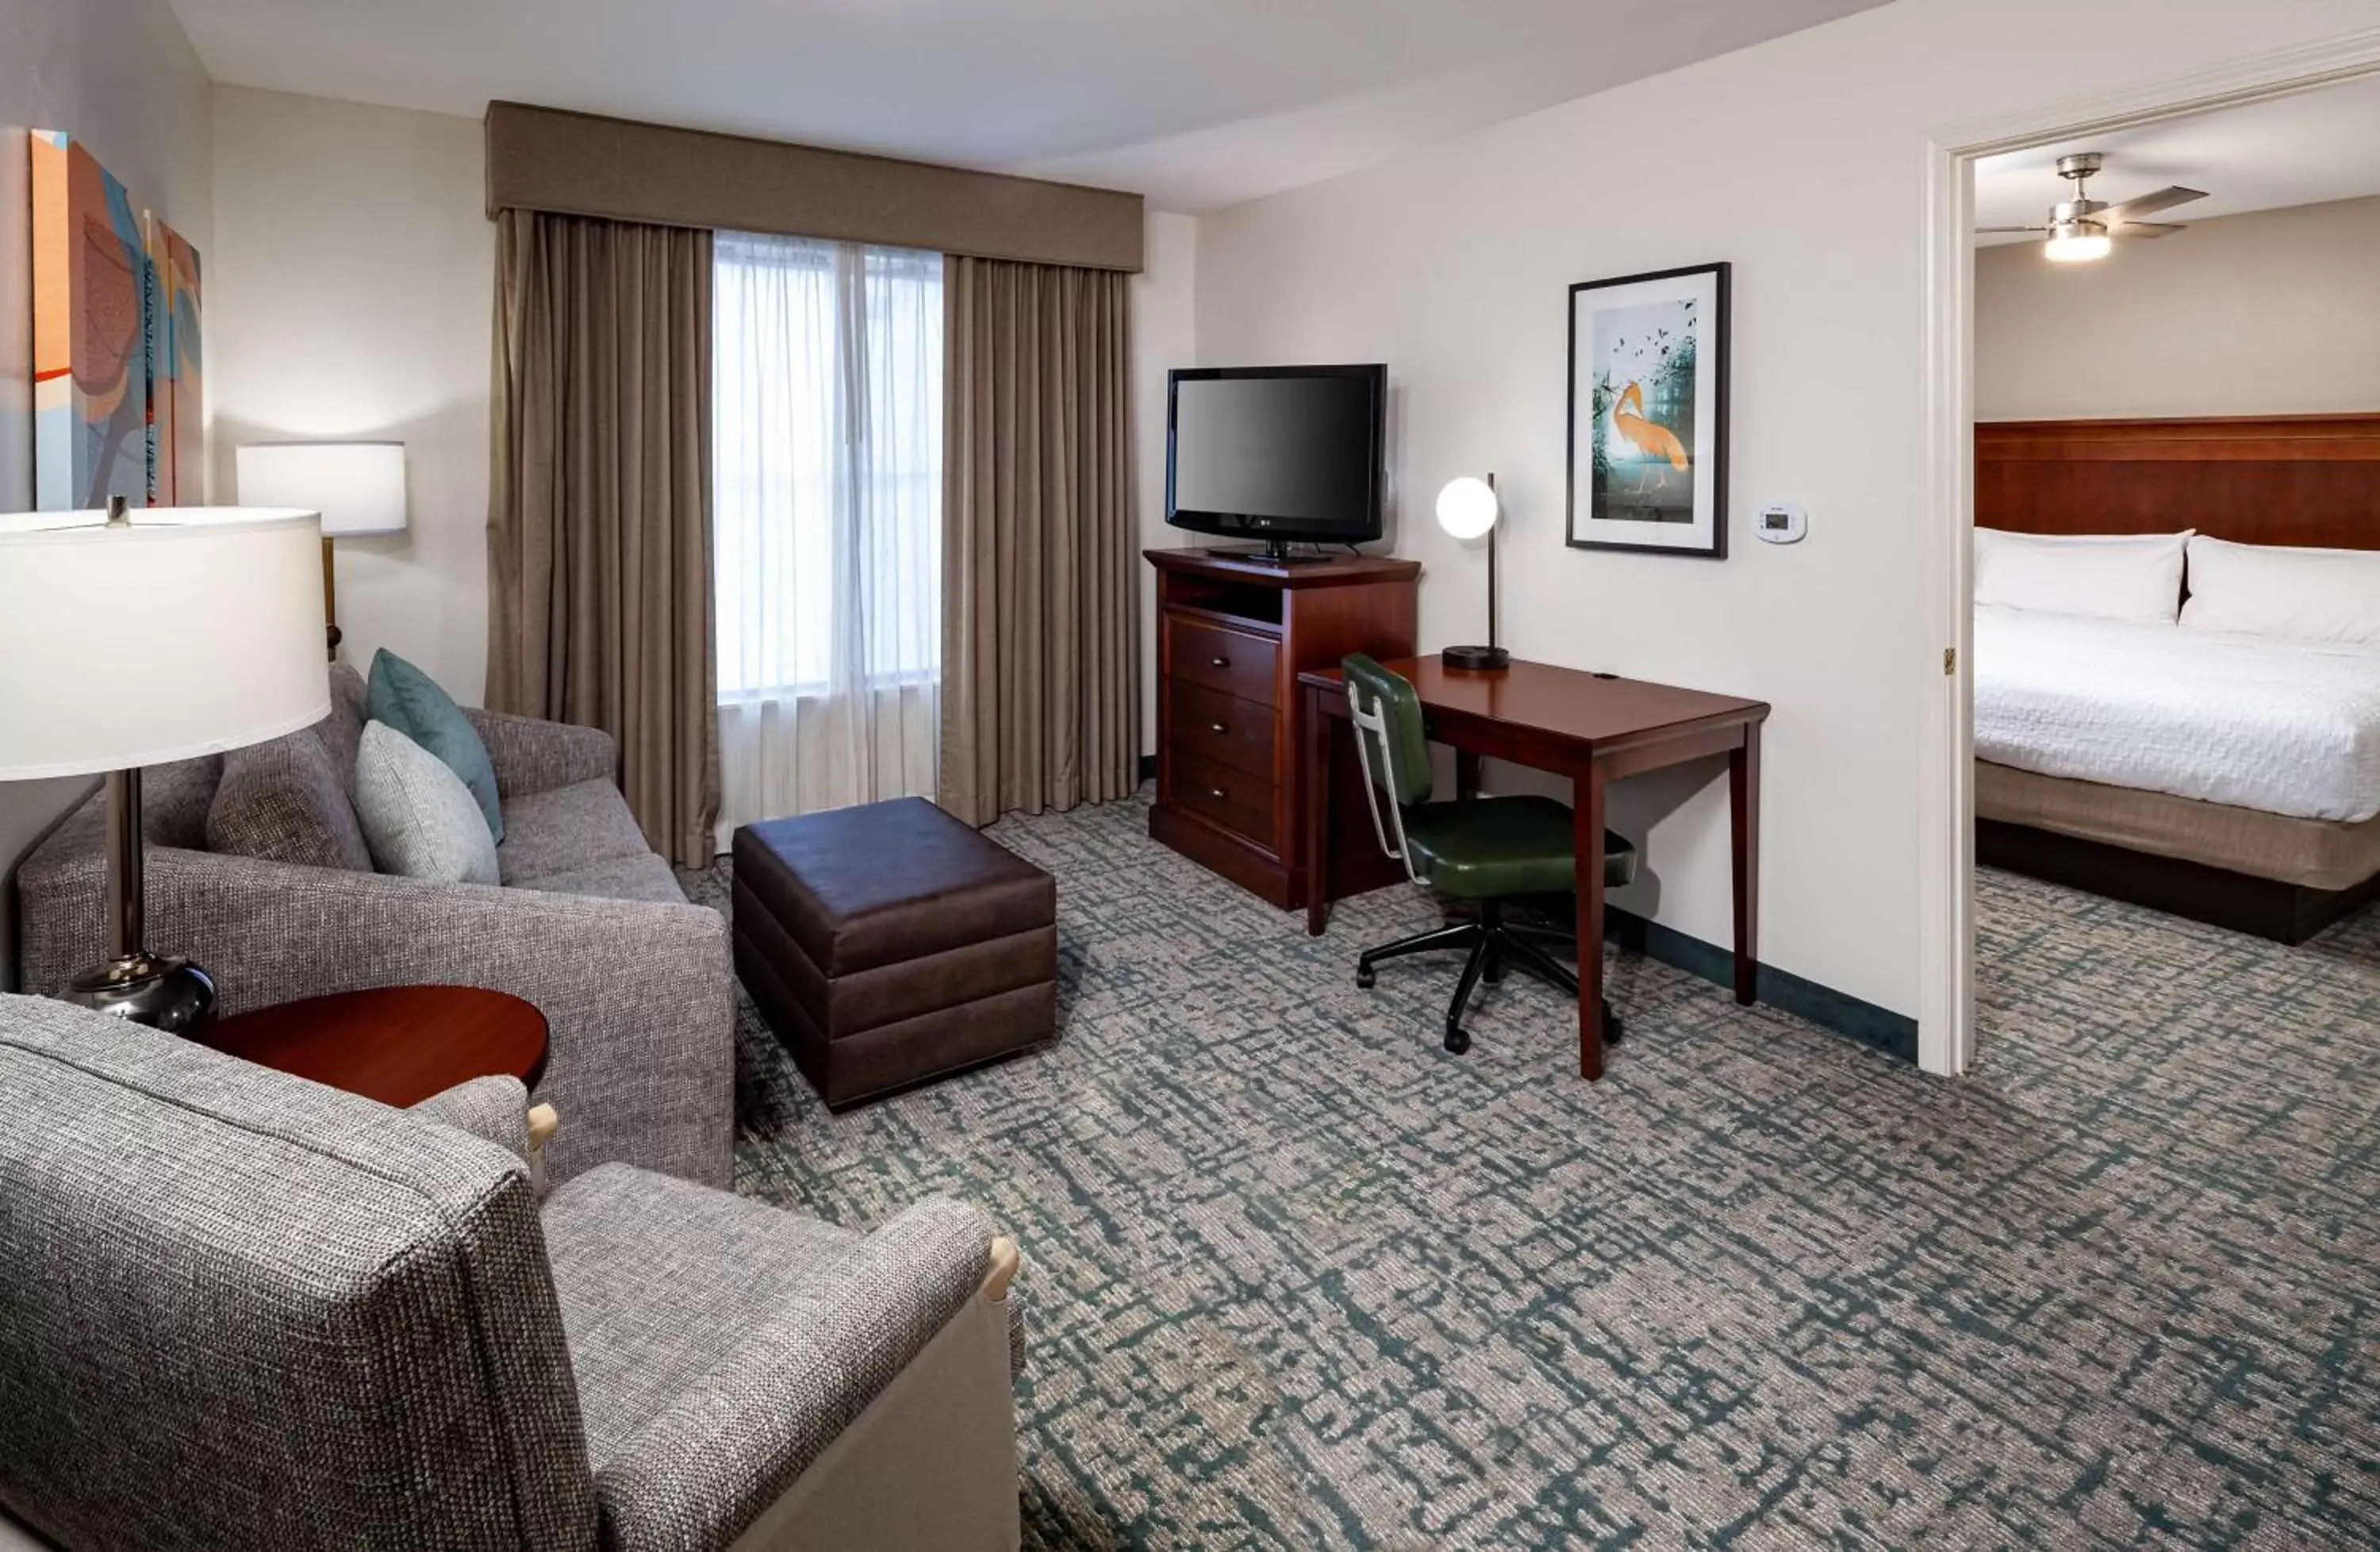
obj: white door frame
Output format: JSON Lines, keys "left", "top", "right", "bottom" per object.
{"left": 1914, "top": 31, "right": 2380, "bottom": 1077}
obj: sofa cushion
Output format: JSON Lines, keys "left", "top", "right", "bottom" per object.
{"left": 509, "top": 851, "right": 690, "bottom": 906}
{"left": 541, "top": 1164, "right": 861, "bottom": 1464}
{"left": 205, "top": 728, "right": 374, "bottom": 872}
{"left": 354, "top": 720, "right": 501, "bottom": 885}
{"left": 497, "top": 779, "right": 657, "bottom": 885}
{"left": 0, "top": 994, "right": 599, "bottom": 1549}
{"left": 132, "top": 755, "right": 221, "bottom": 850}
{"left": 367, "top": 647, "right": 504, "bottom": 843}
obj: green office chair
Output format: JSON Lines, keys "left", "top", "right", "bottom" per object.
{"left": 1342, "top": 654, "right": 1637, "bottom": 1055}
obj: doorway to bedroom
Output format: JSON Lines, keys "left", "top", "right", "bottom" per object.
{"left": 1957, "top": 72, "right": 2380, "bottom": 1079}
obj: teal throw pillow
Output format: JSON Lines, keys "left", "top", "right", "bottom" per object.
{"left": 365, "top": 648, "right": 504, "bottom": 843}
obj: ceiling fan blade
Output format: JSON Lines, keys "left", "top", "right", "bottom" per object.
{"left": 2099, "top": 186, "right": 2207, "bottom": 225}
{"left": 1974, "top": 225, "right": 2048, "bottom": 234}
{"left": 2118, "top": 221, "right": 2186, "bottom": 239}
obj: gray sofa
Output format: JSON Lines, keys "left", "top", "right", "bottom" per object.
{"left": 11, "top": 665, "right": 733, "bottom": 1188}
{"left": 0, "top": 995, "right": 1025, "bottom": 1551}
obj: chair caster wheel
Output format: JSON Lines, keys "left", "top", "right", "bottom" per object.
{"left": 1356, "top": 966, "right": 1376, "bottom": 989}
{"left": 1443, "top": 1026, "right": 1472, "bottom": 1055}
{"left": 1602, "top": 1001, "right": 1623, "bottom": 1045}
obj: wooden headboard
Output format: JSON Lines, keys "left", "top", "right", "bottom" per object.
{"left": 1975, "top": 414, "right": 2380, "bottom": 549}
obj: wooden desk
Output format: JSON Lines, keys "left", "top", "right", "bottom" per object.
{"left": 1298, "top": 655, "right": 1770, "bottom": 1080}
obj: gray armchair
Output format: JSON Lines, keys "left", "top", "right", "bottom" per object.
{"left": 0, "top": 995, "right": 1025, "bottom": 1551}
{"left": 11, "top": 667, "right": 733, "bottom": 1188}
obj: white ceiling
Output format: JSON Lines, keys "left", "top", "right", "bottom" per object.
{"left": 167, "top": 0, "right": 1887, "bottom": 212}
{"left": 1975, "top": 73, "right": 2380, "bottom": 245}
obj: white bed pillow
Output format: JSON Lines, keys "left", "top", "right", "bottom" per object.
{"left": 2180, "top": 534, "right": 2380, "bottom": 645}
{"left": 1972, "top": 527, "right": 2190, "bottom": 624}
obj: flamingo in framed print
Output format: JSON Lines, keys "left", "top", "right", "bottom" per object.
{"left": 1609, "top": 380, "right": 1689, "bottom": 489}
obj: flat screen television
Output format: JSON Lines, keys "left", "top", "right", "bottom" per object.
{"left": 1165, "top": 364, "right": 1385, "bottom": 559}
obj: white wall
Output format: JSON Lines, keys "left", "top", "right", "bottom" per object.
{"left": 1132, "top": 210, "right": 1199, "bottom": 758}
{"left": 1977, "top": 194, "right": 2380, "bottom": 420}
{"left": 1193, "top": 0, "right": 2380, "bottom": 1019}
{"left": 210, "top": 86, "right": 495, "bottom": 700}
{"left": 1, "top": 0, "right": 214, "bottom": 987}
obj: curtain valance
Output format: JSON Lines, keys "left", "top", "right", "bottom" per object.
{"left": 486, "top": 102, "right": 1144, "bottom": 273}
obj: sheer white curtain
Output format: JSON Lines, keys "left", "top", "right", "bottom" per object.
{"left": 712, "top": 231, "right": 942, "bottom": 847}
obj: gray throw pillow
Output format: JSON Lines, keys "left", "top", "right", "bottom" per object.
{"left": 353, "top": 720, "right": 501, "bottom": 885}
{"left": 206, "top": 729, "right": 374, "bottom": 871}
{"left": 316, "top": 663, "right": 370, "bottom": 795}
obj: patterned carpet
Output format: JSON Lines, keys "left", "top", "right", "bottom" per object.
{"left": 680, "top": 795, "right": 2380, "bottom": 1549}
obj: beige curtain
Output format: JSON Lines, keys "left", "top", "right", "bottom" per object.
{"left": 939, "top": 256, "right": 1138, "bottom": 828}
{"left": 488, "top": 209, "right": 720, "bottom": 866}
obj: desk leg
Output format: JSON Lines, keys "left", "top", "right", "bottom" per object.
{"left": 1305, "top": 685, "right": 1334, "bottom": 936}
{"left": 1456, "top": 750, "right": 1482, "bottom": 803}
{"left": 1730, "top": 721, "right": 1761, "bottom": 1005}
{"left": 1576, "top": 760, "right": 1606, "bottom": 1081}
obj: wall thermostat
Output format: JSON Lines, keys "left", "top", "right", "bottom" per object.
{"left": 1754, "top": 501, "right": 1807, "bottom": 544}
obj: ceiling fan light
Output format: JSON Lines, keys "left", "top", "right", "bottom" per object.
{"left": 2044, "top": 220, "right": 2111, "bottom": 263}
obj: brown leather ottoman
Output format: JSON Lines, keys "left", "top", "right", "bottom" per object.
{"left": 732, "top": 797, "right": 1058, "bottom": 1108}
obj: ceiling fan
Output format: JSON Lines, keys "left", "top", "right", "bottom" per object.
{"left": 1978, "top": 152, "right": 2208, "bottom": 263}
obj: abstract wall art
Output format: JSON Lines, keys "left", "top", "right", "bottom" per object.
{"left": 2, "top": 129, "right": 30, "bottom": 511}
{"left": 31, "top": 131, "right": 150, "bottom": 510}
{"left": 144, "top": 212, "right": 203, "bottom": 505}
{"left": 1567, "top": 261, "right": 1731, "bottom": 558}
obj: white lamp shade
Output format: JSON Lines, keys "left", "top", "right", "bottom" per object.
{"left": 237, "top": 441, "right": 407, "bottom": 536}
{"left": 0, "top": 507, "right": 330, "bottom": 780}
{"left": 1436, "top": 475, "right": 1500, "bottom": 540}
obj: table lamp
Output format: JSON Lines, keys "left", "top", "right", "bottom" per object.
{"left": 0, "top": 500, "right": 328, "bottom": 1031}
{"left": 1437, "top": 474, "right": 1509, "bottom": 670}
{"left": 236, "top": 441, "right": 407, "bottom": 656}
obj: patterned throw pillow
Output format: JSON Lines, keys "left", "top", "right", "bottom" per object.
{"left": 205, "top": 729, "right": 374, "bottom": 871}
{"left": 365, "top": 648, "right": 503, "bottom": 843}
{"left": 352, "top": 721, "right": 501, "bottom": 886}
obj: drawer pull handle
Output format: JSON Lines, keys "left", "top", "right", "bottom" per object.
{"left": 1210, "top": 721, "right": 1227, "bottom": 735}
{"left": 1210, "top": 655, "right": 1229, "bottom": 668}
{"left": 1210, "top": 787, "right": 1226, "bottom": 800}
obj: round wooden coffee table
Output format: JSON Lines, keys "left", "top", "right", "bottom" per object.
{"left": 201, "top": 985, "right": 550, "bottom": 1107}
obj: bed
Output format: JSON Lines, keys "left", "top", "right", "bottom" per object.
{"left": 1973, "top": 413, "right": 2380, "bottom": 942}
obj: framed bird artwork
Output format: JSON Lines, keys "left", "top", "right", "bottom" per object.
{"left": 1566, "top": 261, "right": 1730, "bottom": 557}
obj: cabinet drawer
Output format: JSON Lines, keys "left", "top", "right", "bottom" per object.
{"left": 1168, "top": 745, "right": 1278, "bottom": 854}
{"left": 1168, "top": 614, "right": 1279, "bottom": 708}
{"left": 1169, "top": 682, "right": 1276, "bottom": 782}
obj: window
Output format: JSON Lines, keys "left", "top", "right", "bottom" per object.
{"left": 712, "top": 232, "right": 942, "bottom": 701}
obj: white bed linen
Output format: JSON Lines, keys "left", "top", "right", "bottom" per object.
{"left": 1974, "top": 604, "right": 2380, "bottom": 822}
{"left": 2181, "top": 534, "right": 2380, "bottom": 645}
{"left": 1973, "top": 527, "right": 2190, "bottom": 624}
